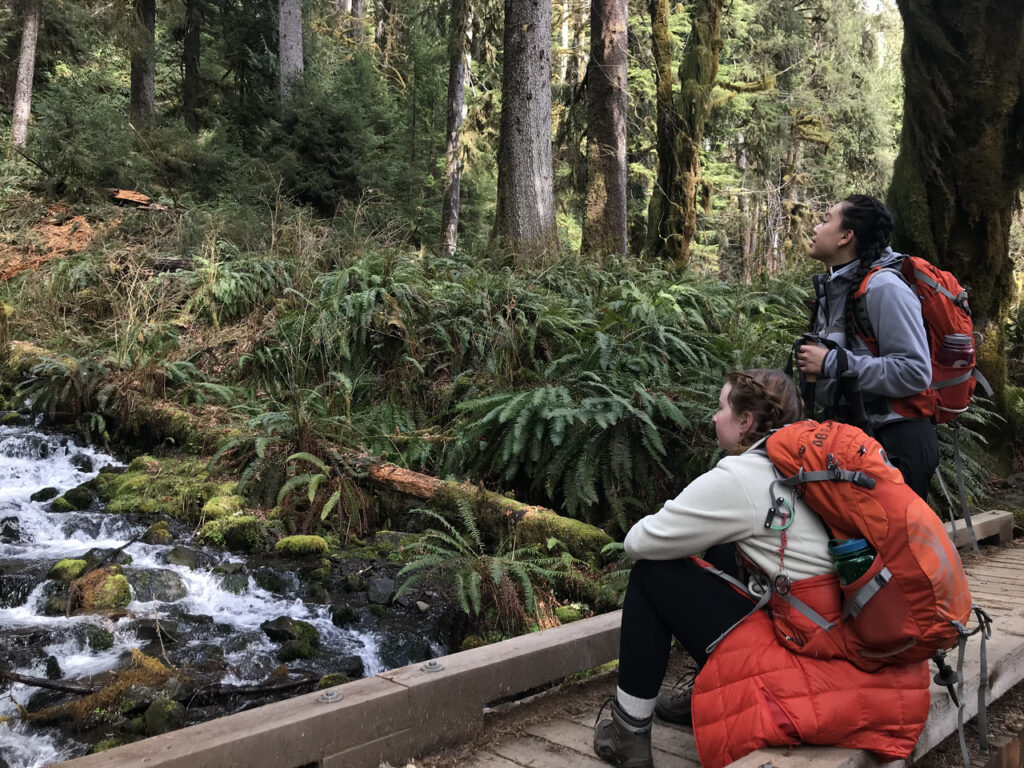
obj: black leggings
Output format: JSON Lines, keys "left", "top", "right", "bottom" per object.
{"left": 617, "top": 555, "right": 754, "bottom": 700}
{"left": 874, "top": 419, "right": 939, "bottom": 501}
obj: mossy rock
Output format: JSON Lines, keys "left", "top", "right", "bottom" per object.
{"left": 330, "top": 604, "right": 357, "bottom": 628}
{"left": 50, "top": 497, "right": 75, "bottom": 513}
{"left": 86, "top": 625, "right": 115, "bottom": 651}
{"left": 275, "top": 535, "right": 328, "bottom": 557}
{"left": 92, "top": 456, "right": 215, "bottom": 522}
{"left": 0, "top": 411, "right": 21, "bottom": 426}
{"left": 76, "top": 567, "right": 131, "bottom": 611}
{"left": 554, "top": 605, "right": 583, "bottom": 624}
{"left": 141, "top": 521, "right": 173, "bottom": 545}
{"left": 201, "top": 493, "right": 245, "bottom": 521}
{"left": 30, "top": 487, "right": 60, "bottom": 503}
{"left": 277, "top": 639, "right": 319, "bottom": 661}
{"left": 317, "top": 673, "right": 349, "bottom": 689}
{"left": 200, "top": 515, "right": 267, "bottom": 553}
{"left": 62, "top": 484, "right": 95, "bottom": 510}
{"left": 460, "top": 634, "right": 488, "bottom": 651}
{"left": 260, "top": 616, "right": 321, "bottom": 649}
{"left": 143, "top": 697, "right": 185, "bottom": 736}
{"left": 91, "top": 738, "right": 123, "bottom": 753}
{"left": 48, "top": 558, "right": 88, "bottom": 584}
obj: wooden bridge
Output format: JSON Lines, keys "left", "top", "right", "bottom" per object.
{"left": 57, "top": 510, "right": 1023, "bottom": 768}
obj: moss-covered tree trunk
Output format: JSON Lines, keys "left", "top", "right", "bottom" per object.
{"left": 581, "top": 0, "right": 627, "bottom": 256}
{"left": 646, "top": 0, "right": 724, "bottom": 266}
{"left": 888, "top": 0, "right": 1024, "bottom": 404}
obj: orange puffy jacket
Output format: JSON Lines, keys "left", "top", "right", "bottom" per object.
{"left": 691, "top": 574, "right": 931, "bottom": 768}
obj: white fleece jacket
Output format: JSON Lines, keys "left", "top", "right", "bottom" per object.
{"left": 624, "top": 445, "right": 833, "bottom": 583}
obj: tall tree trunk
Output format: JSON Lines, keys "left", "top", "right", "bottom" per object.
{"left": 9, "top": 0, "right": 41, "bottom": 149}
{"left": 440, "top": 0, "right": 470, "bottom": 255}
{"left": 278, "top": 0, "right": 303, "bottom": 102}
{"left": 558, "top": 2, "right": 570, "bottom": 83}
{"left": 493, "top": 0, "right": 560, "bottom": 266}
{"left": 375, "top": 0, "right": 396, "bottom": 66}
{"left": 182, "top": 0, "right": 201, "bottom": 132}
{"left": 581, "top": 0, "right": 627, "bottom": 256}
{"left": 350, "top": 0, "right": 364, "bottom": 41}
{"left": 646, "top": 0, "right": 724, "bottom": 266}
{"left": 130, "top": 0, "right": 156, "bottom": 124}
{"left": 570, "top": 0, "right": 588, "bottom": 84}
{"left": 888, "top": 0, "right": 1024, "bottom": 404}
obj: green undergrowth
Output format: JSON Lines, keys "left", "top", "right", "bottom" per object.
{"left": 0, "top": 197, "right": 820, "bottom": 538}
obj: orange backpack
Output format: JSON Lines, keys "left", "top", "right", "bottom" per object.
{"left": 764, "top": 419, "right": 976, "bottom": 670}
{"left": 853, "top": 255, "right": 991, "bottom": 424}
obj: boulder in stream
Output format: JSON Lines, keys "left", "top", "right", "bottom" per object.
{"left": 61, "top": 484, "right": 96, "bottom": 511}
{"left": 163, "top": 546, "right": 215, "bottom": 570}
{"left": 75, "top": 566, "right": 131, "bottom": 611}
{"left": 0, "top": 515, "right": 21, "bottom": 543}
{"left": 260, "top": 616, "right": 321, "bottom": 647}
{"left": 82, "top": 548, "right": 133, "bottom": 568}
{"left": 141, "top": 521, "right": 173, "bottom": 545}
{"left": 126, "top": 568, "right": 188, "bottom": 602}
{"left": 29, "top": 486, "right": 60, "bottom": 503}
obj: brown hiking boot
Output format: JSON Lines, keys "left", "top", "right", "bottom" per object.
{"left": 593, "top": 698, "right": 653, "bottom": 768}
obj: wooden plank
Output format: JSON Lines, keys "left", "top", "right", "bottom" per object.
{"left": 461, "top": 751, "right": 530, "bottom": 768}
{"left": 490, "top": 735, "right": 611, "bottom": 767}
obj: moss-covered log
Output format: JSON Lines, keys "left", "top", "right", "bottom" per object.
{"left": 361, "top": 461, "right": 611, "bottom": 561}
{"left": 888, "top": 0, "right": 1024, "bottom": 406}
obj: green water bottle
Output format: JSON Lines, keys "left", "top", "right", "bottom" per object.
{"left": 828, "top": 537, "right": 875, "bottom": 585}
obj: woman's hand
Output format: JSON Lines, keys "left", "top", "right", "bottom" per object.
{"left": 796, "top": 343, "right": 828, "bottom": 376}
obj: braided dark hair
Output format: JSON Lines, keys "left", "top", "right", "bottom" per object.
{"left": 725, "top": 369, "right": 803, "bottom": 448}
{"left": 839, "top": 195, "right": 895, "bottom": 344}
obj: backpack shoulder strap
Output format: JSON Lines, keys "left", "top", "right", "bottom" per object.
{"left": 851, "top": 264, "right": 905, "bottom": 343}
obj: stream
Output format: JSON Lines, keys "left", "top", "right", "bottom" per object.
{"left": 0, "top": 422, "right": 443, "bottom": 767}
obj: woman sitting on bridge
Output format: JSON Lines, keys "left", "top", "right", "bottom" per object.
{"left": 593, "top": 368, "right": 930, "bottom": 768}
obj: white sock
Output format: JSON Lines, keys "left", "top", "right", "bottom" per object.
{"left": 616, "top": 687, "right": 656, "bottom": 721}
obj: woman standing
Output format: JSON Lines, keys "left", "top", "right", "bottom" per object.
{"left": 795, "top": 194, "right": 937, "bottom": 499}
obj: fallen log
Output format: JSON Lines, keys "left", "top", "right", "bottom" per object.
{"left": 353, "top": 458, "right": 612, "bottom": 562}
{"left": 0, "top": 669, "right": 98, "bottom": 695}
{"left": 189, "top": 677, "right": 318, "bottom": 704}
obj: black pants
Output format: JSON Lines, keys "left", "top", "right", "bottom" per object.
{"left": 874, "top": 419, "right": 939, "bottom": 501}
{"left": 617, "top": 555, "right": 753, "bottom": 700}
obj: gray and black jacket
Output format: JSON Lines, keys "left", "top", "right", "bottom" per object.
{"left": 810, "top": 247, "right": 931, "bottom": 429}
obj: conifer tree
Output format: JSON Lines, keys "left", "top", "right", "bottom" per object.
{"left": 9, "top": 0, "right": 41, "bottom": 149}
